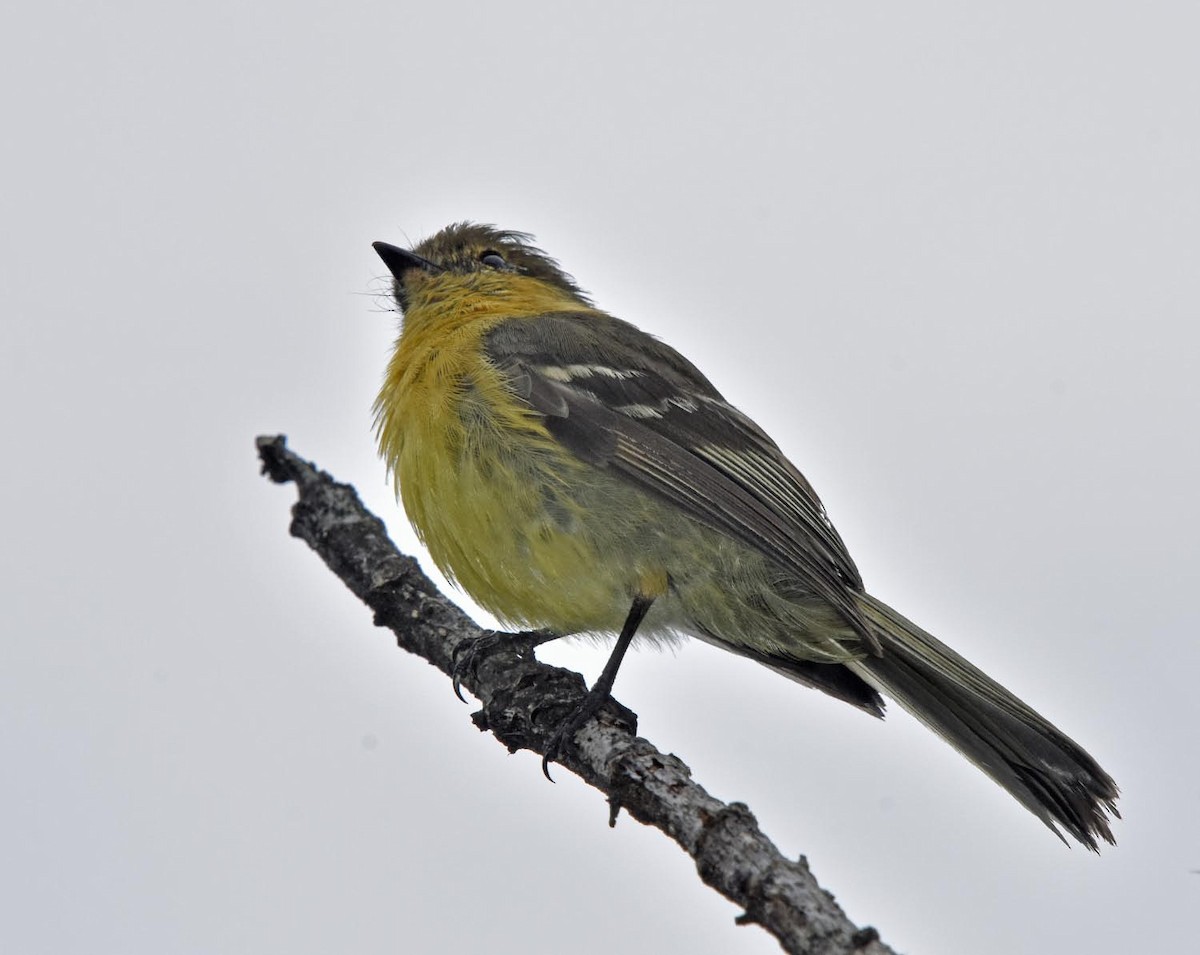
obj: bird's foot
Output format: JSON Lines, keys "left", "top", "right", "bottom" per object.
{"left": 541, "top": 684, "right": 621, "bottom": 781}
{"left": 451, "top": 628, "right": 560, "bottom": 702}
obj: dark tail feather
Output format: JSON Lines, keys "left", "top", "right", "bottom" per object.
{"left": 850, "top": 594, "right": 1119, "bottom": 850}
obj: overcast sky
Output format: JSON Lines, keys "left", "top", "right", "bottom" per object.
{"left": 3, "top": 2, "right": 1198, "bottom": 953}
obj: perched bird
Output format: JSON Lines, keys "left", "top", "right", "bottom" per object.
{"left": 372, "top": 222, "right": 1118, "bottom": 849}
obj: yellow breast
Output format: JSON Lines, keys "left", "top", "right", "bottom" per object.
{"left": 374, "top": 286, "right": 627, "bottom": 631}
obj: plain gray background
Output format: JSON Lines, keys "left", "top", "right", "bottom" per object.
{"left": 3, "top": 2, "right": 1197, "bottom": 953}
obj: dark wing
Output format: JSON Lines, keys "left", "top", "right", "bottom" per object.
{"left": 485, "top": 312, "right": 877, "bottom": 648}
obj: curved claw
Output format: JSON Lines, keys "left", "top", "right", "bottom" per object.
{"left": 450, "top": 631, "right": 505, "bottom": 703}
{"left": 450, "top": 641, "right": 476, "bottom": 703}
{"left": 541, "top": 717, "right": 580, "bottom": 782}
{"left": 539, "top": 693, "right": 608, "bottom": 783}
{"left": 536, "top": 705, "right": 572, "bottom": 782}
{"left": 451, "top": 643, "right": 468, "bottom": 702}
{"left": 452, "top": 628, "right": 564, "bottom": 703}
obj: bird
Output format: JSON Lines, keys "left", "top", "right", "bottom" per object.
{"left": 372, "top": 221, "right": 1119, "bottom": 850}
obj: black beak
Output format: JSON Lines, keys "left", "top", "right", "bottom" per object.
{"left": 372, "top": 241, "right": 439, "bottom": 281}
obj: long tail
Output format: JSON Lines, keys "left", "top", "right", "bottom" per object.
{"left": 849, "top": 593, "right": 1119, "bottom": 850}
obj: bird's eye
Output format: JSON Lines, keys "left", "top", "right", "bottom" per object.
{"left": 479, "top": 251, "right": 507, "bottom": 269}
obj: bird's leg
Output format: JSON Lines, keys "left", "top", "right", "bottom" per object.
{"left": 542, "top": 594, "right": 654, "bottom": 779}
{"left": 452, "top": 628, "right": 562, "bottom": 703}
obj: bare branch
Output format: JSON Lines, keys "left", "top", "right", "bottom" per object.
{"left": 256, "top": 434, "right": 898, "bottom": 955}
